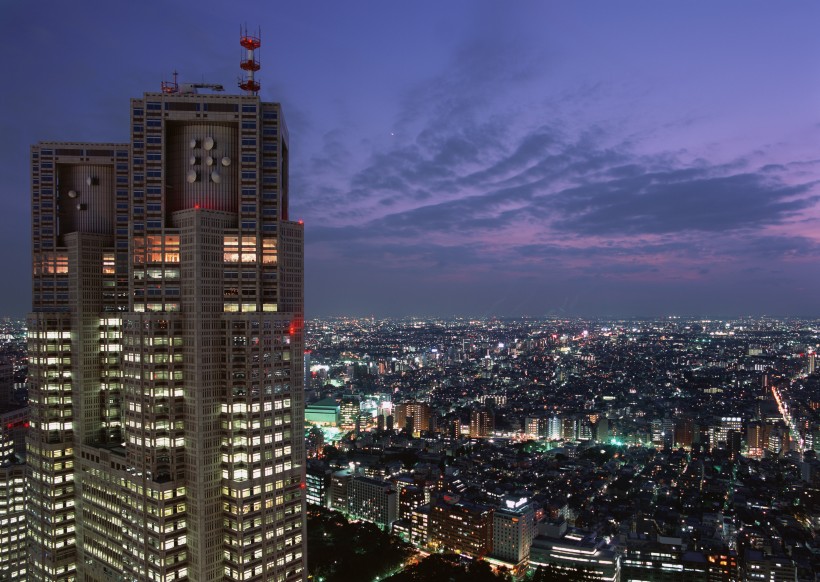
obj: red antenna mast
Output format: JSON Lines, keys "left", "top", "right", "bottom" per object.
{"left": 239, "top": 26, "right": 261, "bottom": 95}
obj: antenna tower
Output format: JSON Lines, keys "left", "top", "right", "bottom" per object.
{"left": 239, "top": 26, "right": 261, "bottom": 94}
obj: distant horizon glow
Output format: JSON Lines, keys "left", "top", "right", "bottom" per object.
{"left": 2, "top": 2, "right": 820, "bottom": 318}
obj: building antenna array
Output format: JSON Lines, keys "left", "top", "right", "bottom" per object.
{"left": 161, "top": 70, "right": 179, "bottom": 94}
{"left": 160, "top": 70, "right": 224, "bottom": 94}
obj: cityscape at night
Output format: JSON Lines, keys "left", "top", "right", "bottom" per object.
{"left": 2, "top": 1, "right": 820, "bottom": 581}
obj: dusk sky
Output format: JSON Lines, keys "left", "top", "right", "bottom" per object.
{"left": 3, "top": 2, "right": 820, "bottom": 318}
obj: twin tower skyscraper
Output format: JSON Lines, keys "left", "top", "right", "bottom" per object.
{"left": 27, "top": 62, "right": 306, "bottom": 581}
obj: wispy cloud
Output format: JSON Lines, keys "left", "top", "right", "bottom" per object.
{"left": 301, "top": 35, "right": 820, "bottom": 317}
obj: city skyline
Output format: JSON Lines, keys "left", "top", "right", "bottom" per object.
{"left": 4, "top": 2, "right": 820, "bottom": 317}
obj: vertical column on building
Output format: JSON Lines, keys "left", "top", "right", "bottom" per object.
{"left": 27, "top": 144, "right": 73, "bottom": 577}
{"left": 176, "top": 208, "right": 234, "bottom": 582}
{"left": 121, "top": 309, "right": 188, "bottom": 582}
{"left": 278, "top": 220, "right": 307, "bottom": 581}
{"left": 65, "top": 231, "right": 113, "bottom": 578}
{"left": 221, "top": 312, "right": 305, "bottom": 582}
{"left": 26, "top": 312, "right": 76, "bottom": 581}
{"left": 65, "top": 232, "right": 111, "bottom": 445}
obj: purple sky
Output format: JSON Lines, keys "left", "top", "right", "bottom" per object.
{"left": 3, "top": 1, "right": 820, "bottom": 318}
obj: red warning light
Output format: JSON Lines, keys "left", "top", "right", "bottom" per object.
{"left": 299, "top": 482, "right": 306, "bottom": 489}
{"left": 297, "top": 219, "right": 304, "bottom": 225}
{"left": 288, "top": 317, "right": 303, "bottom": 336}
{"left": 194, "top": 203, "right": 201, "bottom": 209}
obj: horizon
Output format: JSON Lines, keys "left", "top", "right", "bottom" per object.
{"left": 3, "top": 2, "right": 820, "bottom": 318}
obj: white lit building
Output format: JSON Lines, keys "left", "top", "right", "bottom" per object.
{"left": 530, "top": 525, "right": 619, "bottom": 582}
{"left": 492, "top": 495, "right": 534, "bottom": 569}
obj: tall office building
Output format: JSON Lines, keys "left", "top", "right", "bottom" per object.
{"left": 27, "top": 39, "right": 306, "bottom": 582}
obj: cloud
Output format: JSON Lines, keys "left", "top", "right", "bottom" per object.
{"left": 287, "top": 9, "right": 820, "bottom": 315}
{"left": 550, "top": 170, "right": 819, "bottom": 236}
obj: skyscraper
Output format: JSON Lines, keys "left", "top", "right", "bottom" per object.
{"left": 0, "top": 360, "right": 28, "bottom": 581}
{"left": 27, "top": 45, "right": 306, "bottom": 581}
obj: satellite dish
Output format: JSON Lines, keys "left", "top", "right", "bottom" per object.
{"left": 204, "top": 137, "right": 215, "bottom": 150}
{"left": 211, "top": 171, "right": 221, "bottom": 184}
{"left": 189, "top": 156, "right": 198, "bottom": 166}
{"left": 206, "top": 156, "right": 214, "bottom": 166}
{"left": 86, "top": 177, "right": 93, "bottom": 186}
{"left": 68, "top": 190, "right": 77, "bottom": 198}
{"left": 77, "top": 203, "right": 86, "bottom": 210}
{"left": 186, "top": 170, "right": 197, "bottom": 183}
{"left": 189, "top": 138, "right": 198, "bottom": 149}
{"left": 221, "top": 156, "right": 231, "bottom": 167}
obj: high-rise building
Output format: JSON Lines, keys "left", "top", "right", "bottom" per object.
{"left": 492, "top": 495, "right": 534, "bottom": 572}
{"left": 548, "top": 415, "right": 563, "bottom": 440}
{"left": 305, "top": 461, "right": 331, "bottom": 508}
{"left": 0, "top": 461, "right": 26, "bottom": 581}
{"left": 27, "top": 47, "right": 306, "bottom": 582}
{"left": 675, "top": 417, "right": 695, "bottom": 450}
{"left": 430, "top": 495, "right": 493, "bottom": 558}
{"left": 0, "top": 386, "right": 28, "bottom": 581}
{"left": 470, "top": 407, "right": 494, "bottom": 438}
{"left": 339, "top": 396, "right": 360, "bottom": 430}
{"left": 347, "top": 476, "right": 398, "bottom": 529}
{"left": 330, "top": 469, "right": 354, "bottom": 512}
{"left": 395, "top": 401, "right": 431, "bottom": 436}
{"left": 561, "top": 416, "right": 578, "bottom": 442}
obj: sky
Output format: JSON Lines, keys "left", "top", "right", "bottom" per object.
{"left": 2, "top": 1, "right": 820, "bottom": 319}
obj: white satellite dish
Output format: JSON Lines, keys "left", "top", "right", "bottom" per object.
{"left": 211, "top": 171, "right": 221, "bottom": 184}
{"left": 186, "top": 170, "right": 197, "bottom": 183}
{"left": 204, "top": 137, "right": 215, "bottom": 150}
{"left": 86, "top": 177, "right": 93, "bottom": 186}
{"left": 189, "top": 156, "right": 198, "bottom": 166}
{"left": 189, "top": 138, "right": 198, "bottom": 149}
{"left": 221, "top": 156, "right": 231, "bottom": 167}
{"left": 206, "top": 156, "right": 214, "bottom": 166}
{"left": 68, "top": 190, "right": 77, "bottom": 198}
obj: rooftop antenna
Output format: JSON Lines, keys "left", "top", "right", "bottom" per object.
{"left": 161, "top": 70, "right": 179, "bottom": 94}
{"left": 160, "top": 70, "right": 224, "bottom": 94}
{"left": 238, "top": 25, "right": 261, "bottom": 95}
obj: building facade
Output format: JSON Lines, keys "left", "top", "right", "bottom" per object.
{"left": 347, "top": 476, "right": 398, "bottom": 529}
{"left": 395, "top": 402, "right": 431, "bottom": 436}
{"left": 492, "top": 496, "right": 534, "bottom": 569}
{"left": 339, "top": 397, "right": 360, "bottom": 431}
{"left": 470, "top": 408, "right": 494, "bottom": 439}
{"left": 429, "top": 496, "right": 493, "bottom": 557}
{"left": 0, "top": 400, "right": 28, "bottom": 581}
{"left": 27, "top": 74, "right": 306, "bottom": 581}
